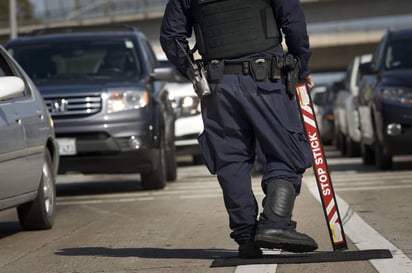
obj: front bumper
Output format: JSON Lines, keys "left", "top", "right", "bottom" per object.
{"left": 174, "top": 114, "right": 203, "bottom": 156}
{"left": 381, "top": 101, "right": 412, "bottom": 155}
{"left": 54, "top": 113, "right": 160, "bottom": 173}
{"left": 58, "top": 149, "right": 159, "bottom": 174}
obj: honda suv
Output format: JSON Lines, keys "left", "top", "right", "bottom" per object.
{"left": 5, "top": 25, "right": 177, "bottom": 189}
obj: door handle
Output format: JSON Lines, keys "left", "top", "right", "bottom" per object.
{"left": 13, "top": 113, "right": 21, "bottom": 125}
{"left": 36, "top": 110, "right": 44, "bottom": 120}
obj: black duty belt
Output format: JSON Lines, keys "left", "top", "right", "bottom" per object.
{"left": 223, "top": 62, "right": 250, "bottom": 75}
{"left": 206, "top": 56, "right": 284, "bottom": 82}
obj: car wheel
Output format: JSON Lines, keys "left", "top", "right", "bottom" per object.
{"left": 338, "top": 132, "right": 347, "bottom": 155}
{"left": 346, "top": 135, "right": 360, "bottom": 157}
{"left": 17, "top": 149, "right": 56, "bottom": 230}
{"left": 374, "top": 140, "right": 393, "bottom": 170}
{"left": 334, "top": 128, "right": 341, "bottom": 150}
{"left": 193, "top": 154, "right": 204, "bottom": 165}
{"left": 361, "top": 141, "right": 374, "bottom": 165}
{"left": 141, "top": 136, "right": 167, "bottom": 190}
{"left": 166, "top": 141, "right": 177, "bottom": 182}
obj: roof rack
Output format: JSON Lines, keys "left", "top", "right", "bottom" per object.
{"left": 23, "top": 24, "right": 139, "bottom": 36}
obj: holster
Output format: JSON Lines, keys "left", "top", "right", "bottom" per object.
{"left": 270, "top": 55, "right": 284, "bottom": 81}
{"left": 206, "top": 60, "right": 225, "bottom": 83}
{"left": 250, "top": 58, "right": 270, "bottom": 81}
{"left": 284, "top": 54, "right": 300, "bottom": 97}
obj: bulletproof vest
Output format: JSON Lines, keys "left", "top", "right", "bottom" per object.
{"left": 190, "top": 0, "right": 281, "bottom": 61}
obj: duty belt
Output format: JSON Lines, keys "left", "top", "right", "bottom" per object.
{"left": 223, "top": 62, "right": 253, "bottom": 75}
{"left": 206, "top": 56, "right": 284, "bottom": 82}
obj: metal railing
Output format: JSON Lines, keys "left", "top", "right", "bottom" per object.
{"left": 0, "top": 0, "right": 168, "bottom": 31}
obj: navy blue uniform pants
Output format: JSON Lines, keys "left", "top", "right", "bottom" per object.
{"left": 198, "top": 74, "right": 313, "bottom": 245}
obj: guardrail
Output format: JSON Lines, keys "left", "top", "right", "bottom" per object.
{"left": 0, "top": 0, "right": 167, "bottom": 33}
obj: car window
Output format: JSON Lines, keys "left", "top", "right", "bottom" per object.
{"left": 385, "top": 38, "right": 412, "bottom": 70}
{"left": 9, "top": 39, "right": 143, "bottom": 83}
{"left": 0, "top": 49, "right": 29, "bottom": 100}
{"left": 0, "top": 52, "right": 13, "bottom": 77}
{"left": 371, "top": 33, "right": 387, "bottom": 71}
{"left": 140, "top": 39, "right": 157, "bottom": 71}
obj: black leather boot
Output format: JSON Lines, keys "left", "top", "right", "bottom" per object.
{"left": 255, "top": 179, "right": 318, "bottom": 253}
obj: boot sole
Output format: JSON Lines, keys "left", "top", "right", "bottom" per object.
{"left": 255, "top": 234, "right": 318, "bottom": 253}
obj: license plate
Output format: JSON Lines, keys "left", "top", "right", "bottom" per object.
{"left": 57, "top": 138, "right": 77, "bottom": 156}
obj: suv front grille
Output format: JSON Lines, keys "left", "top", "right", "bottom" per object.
{"left": 44, "top": 94, "right": 102, "bottom": 118}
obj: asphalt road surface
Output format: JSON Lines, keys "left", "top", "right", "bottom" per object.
{"left": 1, "top": 146, "right": 411, "bottom": 273}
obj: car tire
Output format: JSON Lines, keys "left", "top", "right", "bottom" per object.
{"left": 334, "top": 128, "right": 341, "bottom": 150}
{"left": 374, "top": 140, "right": 393, "bottom": 170}
{"left": 338, "top": 132, "right": 347, "bottom": 155}
{"left": 17, "top": 149, "right": 56, "bottom": 230}
{"left": 345, "top": 135, "right": 360, "bottom": 157}
{"left": 141, "top": 135, "right": 167, "bottom": 190}
{"left": 361, "top": 141, "right": 375, "bottom": 165}
{"left": 166, "top": 140, "right": 177, "bottom": 182}
{"left": 193, "top": 154, "right": 204, "bottom": 165}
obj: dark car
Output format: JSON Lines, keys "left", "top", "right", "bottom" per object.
{"left": 0, "top": 45, "right": 59, "bottom": 230}
{"left": 358, "top": 27, "right": 412, "bottom": 169}
{"left": 5, "top": 25, "right": 177, "bottom": 189}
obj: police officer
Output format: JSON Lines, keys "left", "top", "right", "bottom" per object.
{"left": 160, "top": 0, "right": 318, "bottom": 258}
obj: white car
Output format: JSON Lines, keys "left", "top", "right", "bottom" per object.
{"left": 334, "top": 54, "right": 372, "bottom": 156}
{"left": 166, "top": 66, "right": 204, "bottom": 164}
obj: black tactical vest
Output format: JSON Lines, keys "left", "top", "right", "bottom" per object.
{"left": 190, "top": 0, "right": 281, "bottom": 61}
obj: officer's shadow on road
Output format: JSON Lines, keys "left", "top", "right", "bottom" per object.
{"left": 55, "top": 247, "right": 236, "bottom": 259}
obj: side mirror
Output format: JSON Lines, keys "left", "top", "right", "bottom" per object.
{"left": 0, "top": 76, "right": 25, "bottom": 100}
{"left": 310, "top": 86, "right": 328, "bottom": 105}
{"left": 312, "top": 95, "right": 324, "bottom": 105}
{"left": 151, "top": 66, "right": 176, "bottom": 81}
{"left": 359, "top": 61, "right": 373, "bottom": 75}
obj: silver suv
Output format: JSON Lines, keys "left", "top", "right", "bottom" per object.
{"left": 6, "top": 26, "right": 177, "bottom": 190}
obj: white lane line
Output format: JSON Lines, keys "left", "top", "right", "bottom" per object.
{"left": 331, "top": 174, "right": 412, "bottom": 181}
{"left": 56, "top": 188, "right": 223, "bottom": 201}
{"left": 235, "top": 250, "right": 280, "bottom": 273}
{"left": 307, "top": 177, "right": 412, "bottom": 273}
{"left": 235, "top": 264, "right": 277, "bottom": 273}
{"left": 56, "top": 184, "right": 265, "bottom": 205}
{"left": 335, "top": 184, "right": 412, "bottom": 192}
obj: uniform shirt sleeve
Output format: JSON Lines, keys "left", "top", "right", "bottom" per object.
{"left": 272, "top": 0, "right": 312, "bottom": 79}
{"left": 160, "top": 0, "right": 193, "bottom": 76}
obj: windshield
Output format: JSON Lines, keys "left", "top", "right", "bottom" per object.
{"left": 385, "top": 39, "right": 412, "bottom": 70}
{"left": 9, "top": 39, "right": 143, "bottom": 83}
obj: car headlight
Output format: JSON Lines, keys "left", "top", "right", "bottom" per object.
{"left": 381, "top": 87, "right": 412, "bottom": 103}
{"left": 171, "top": 95, "right": 201, "bottom": 118}
{"left": 107, "top": 91, "right": 148, "bottom": 113}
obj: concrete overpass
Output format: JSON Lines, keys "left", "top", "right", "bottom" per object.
{"left": 1, "top": 0, "right": 412, "bottom": 72}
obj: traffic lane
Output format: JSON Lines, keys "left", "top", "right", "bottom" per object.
{"left": 274, "top": 177, "right": 377, "bottom": 273}
{"left": 53, "top": 169, "right": 380, "bottom": 272}
{"left": 342, "top": 189, "right": 412, "bottom": 257}
{"left": 325, "top": 153, "right": 412, "bottom": 261}
{"left": 0, "top": 170, "right": 236, "bottom": 273}
{"left": 0, "top": 163, "right": 389, "bottom": 273}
